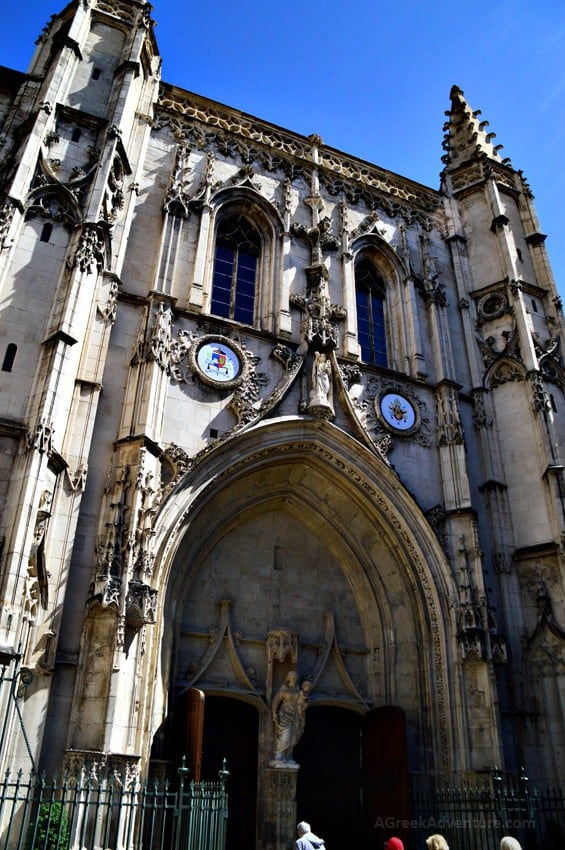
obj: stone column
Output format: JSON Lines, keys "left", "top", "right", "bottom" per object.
{"left": 262, "top": 767, "right": 298, "bottom": 850}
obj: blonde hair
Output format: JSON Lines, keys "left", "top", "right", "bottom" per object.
{"left": 426, "top": 836, "right": 449, "bottom": 850}
{"left": 500, "top": 839, "right": 522, "bottom": 850}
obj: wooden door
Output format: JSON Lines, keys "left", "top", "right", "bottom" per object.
{"left": 362, "top": 705, "right": 409, "bottom": 849}
{"left": 186, "top": 687, "right": 204, "bottom": 782}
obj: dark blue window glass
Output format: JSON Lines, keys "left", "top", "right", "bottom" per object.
{"left": 211, "top": 215, "right": 259, "bottom": 324}
{"left": 355, "top": 259, "right": 387, "bottom": 367}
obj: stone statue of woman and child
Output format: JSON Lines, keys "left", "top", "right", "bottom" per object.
{"left": 270, "top": 671, "right": 312, "bottom": 768}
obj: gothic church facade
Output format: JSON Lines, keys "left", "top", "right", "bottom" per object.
{"left": 0, "top": 2, "right": 563, "bottom": 849}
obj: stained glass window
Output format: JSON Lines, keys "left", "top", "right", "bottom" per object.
{"left": 355, "top": 258, "right": 387, "bottom": 366}
{"left": 211, "top": 215, "right": 260, "bottom": 325}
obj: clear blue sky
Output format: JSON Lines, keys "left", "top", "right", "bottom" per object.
{"left": 2, "top": 0, "right": 564, "bottom": 298}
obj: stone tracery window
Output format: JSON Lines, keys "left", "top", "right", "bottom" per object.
{"left": 211, "top": 214, "right": 261, "bottom": 325}
{"left": 355, "top": 257, "right": 387, "bottom": 366}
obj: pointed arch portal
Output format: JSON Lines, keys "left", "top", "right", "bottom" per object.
{"left": 149, "top": 418, "right": 457, "bottom": 850}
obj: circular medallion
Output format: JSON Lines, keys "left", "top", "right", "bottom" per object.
{"left": 193, "top": 337, "right": 244, "bottom": 388}
{"left": 377, "top": 392, "right": 418, "bottom": 433}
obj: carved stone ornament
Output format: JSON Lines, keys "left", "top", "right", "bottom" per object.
{"left": 75, "top": 223, "right": 105, "bottom": 274}
{"left": 290, "top": 265, "right": 346, "bottom": 353}
{"left": 125, "top": 580, "right": 157, "bottom": 629}
{"left": 26, "top": 149, "right": 91, "bottom": 228}
{"left": 167, "top": 328, "right": 246, "bottom": 390}
{"left": 476, "top": 290, "right": 511, "bottom": 325}
{"left": 100, "top": 153, "right": 127, "bottom": 224}
{"left": 267, "top": 630, "right": 298, "bottom": 664}
{"left": 26, "top": 417, "right": 55, "bottom": 456}
{"left": 0, "top": 198, "right": 17, "bottom": 250}
{"left": 529, "top": 370, "right": 551, "bottom": 413}
{"left": 91, "top": 573, "right": 122, "bottom": 609}
{"left": 97, "top": 277, "right": 120, "bottom": 324}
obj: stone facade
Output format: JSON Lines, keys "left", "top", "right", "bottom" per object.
{"left": 0, "top": 2, "right": 563, "bottom": 849}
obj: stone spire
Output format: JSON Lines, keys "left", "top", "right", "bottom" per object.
{"left": 441, "top": 85, "right": 511, "bottom": 171}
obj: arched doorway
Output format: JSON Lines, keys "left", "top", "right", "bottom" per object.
{"left": 294, "top": 706, "right": 363, "bottom": 848}
{"left": 201, "top": 696, "right": 259, "bottom": 850}
{"left": 152, "top": 419, "right": 455, "bottom": 850}
{"left": 159, "top": 691, "right": 260, "bottom": 850}
{"left": 294, "top": 705, "right": 409, "bottom": 850}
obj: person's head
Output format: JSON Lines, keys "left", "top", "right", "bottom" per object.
{"left": 384, "top": 838, "right": 404, "bottom": 850}
{"left": 287, "top": 671, "right": 298, "bottom": 686}
{"left": 500, "top": 839, "right": 522, "bottom": 850}
{"left": 297, "top": 822, "right": 310, "bottom": 837}
{"left": 426, "top": 836, "right": 449, "bottom": 850}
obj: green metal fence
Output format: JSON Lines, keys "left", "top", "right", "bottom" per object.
{"left": 0, "top": 761, "right": 228, "bottom": 850}
{"left": 410, "top": 771, "right": 565, "bottom": 850}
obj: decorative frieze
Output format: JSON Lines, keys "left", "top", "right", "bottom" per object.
{"left": 155, "top": 88, "right": 446, "bottom": 231}
{"left": 63, "top": 748, "right": 141, "bottom": 788}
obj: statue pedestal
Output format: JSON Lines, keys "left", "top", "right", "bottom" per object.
{"left": 262, "top": 767, "right": 298, "bottom": 850}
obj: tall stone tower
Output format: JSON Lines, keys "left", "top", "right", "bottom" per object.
{"left": 0, "top": 4, "right": 563, "bottom": 850}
